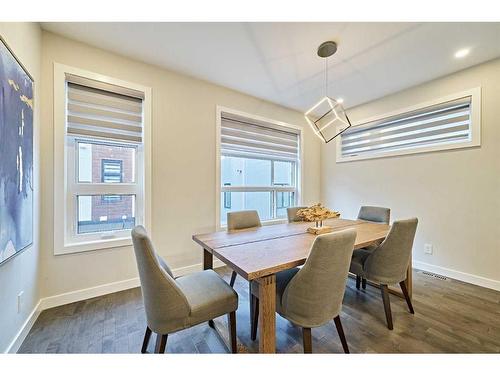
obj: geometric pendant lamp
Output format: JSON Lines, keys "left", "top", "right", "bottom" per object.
{"left": 304, "top": 41, "right": 352, "bottom": 143}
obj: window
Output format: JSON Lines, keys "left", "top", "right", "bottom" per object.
{"left": 337, "top": 88, "right": 481, "bottom": 162}
{"left": 223, "top": 183, "right": 232, "bottom": 209}
{"left": 54, "top": 64, "right": 151, "bottom": 254}
{"left": 101, "top": 159, "right": 123, "bottom": 203}
{"left": 102, "top": 159, "right": 123, "bottom": 183}
{"left": 218, "top": 109, "right": 301, "bottom": 227}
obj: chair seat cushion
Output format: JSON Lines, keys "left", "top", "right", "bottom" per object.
{"left": 349, "top": 249, "right": 372, "bottom": 276}
{"left": 176, "top": 270, "right": 238, "bottom": 327}
{"left": 250, "top": 268, "right": 300, "bottom": 313}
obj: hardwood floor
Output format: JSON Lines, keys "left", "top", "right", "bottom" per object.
{"left": 18, "top": 268, "right": 500, "bottom": 353}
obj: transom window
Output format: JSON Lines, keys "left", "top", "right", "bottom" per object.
{"left": 218, "top": 110, "right": 301, "bottom": 227}
{"left": 337, "top": 88, "right": 481, "bottom": 162}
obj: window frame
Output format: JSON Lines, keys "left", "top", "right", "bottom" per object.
{"left": 215, "top": 106, "right": 303, "bottom": 230}
{"left": 53, "top": 63, "right": 152, "bottom": 255}
{"left": 335, "top": 87, "right": 481, "bottom": 163}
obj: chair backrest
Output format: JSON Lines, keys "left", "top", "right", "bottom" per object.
{"left": 281, "top": 228, "right": 356, "bottom": 327}
{"left": 358, "top": 206, "right": 391, "bottom": 224}
{"left": 131, "top": 226, "right": 190, "bottom": 333}
{"left": 227, "top": 210, "right": 262, "bottom": 230}
{"left": 364, "top": 218, "right": 418, "bottom": 284}
{"left": 287, "top": 206, "right": 307, "bottom": 223}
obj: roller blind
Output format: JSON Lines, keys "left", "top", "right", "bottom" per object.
{"left": 220, "top": 113, "right": 300, "bottom": 162}
{"left": 340, "top": 96, "right": 472, "bottom": 158}
{"left": 66, "top": 81, "right": 144, "bottom": 143}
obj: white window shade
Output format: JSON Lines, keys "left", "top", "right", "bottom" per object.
{"left": 220, "top": 113, "right": 300, "bottom": 162}
{"left": 66, "top": 81, "right": 144, "bottom": 143}
{"left": 340, "top": 96, "right": 473, "bottom": 159}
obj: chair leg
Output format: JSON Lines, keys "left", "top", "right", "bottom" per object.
{"left": 155, "top": 334, "right": 168, "bottom": 353}
{"left": 333, "top": 316, "right": 350, "bottom": 353}
{"left": 361, "top": 278, "right": 367, "bottom": 290}
{"left": 229, "top": 271, "right": 237, "bottom": 287}
{"left": 399, "top": 281, "right": 415, "bottom": 314}
{"left": 250, "top": 295, "right": 259, "bottom": 341}
{"left": 141, "top": 326, "right": 152, "bottom": 353}
{"left": 228, "top": 311, "right": 237, "bottom": 353}
{"left": 380, "top": 284, "right": 393, "bottom": 330}
{"left": 302, "top": 327, "right": 312, "bottom": 354}
{"left": 249, "top": 291, "right": 254, "bottom": 323}
{"left": 249, "top": 292, "right": 254, "bottom": 326}
{"left": 355, "top": 275, "right": 361, "bottom": 290}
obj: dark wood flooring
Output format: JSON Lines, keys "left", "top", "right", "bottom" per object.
{"left": 19, "top": 268, "right": 500, "bottom": 353}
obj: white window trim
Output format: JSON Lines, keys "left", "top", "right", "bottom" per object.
{"left": 335, "top": 87, "right": 481, "bottom": 163}
{"left": 215, "top": 105, "right": 304, "bottom": 230}
{"left": 53, "top": 63, "right": 152, "bottom": 255}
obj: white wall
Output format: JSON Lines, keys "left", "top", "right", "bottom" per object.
{"left": 321, "top": 58, "right": 500, "bottom": 290}
{"left": 40, "top": 31, "right": 321, "bottom": 299}
{"left": 0, "top": 23, "right": 42, "bottom": 352}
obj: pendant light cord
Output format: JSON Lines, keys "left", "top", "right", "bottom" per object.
{"left": 325, "top": 57, "right": 329, "bottom": 97}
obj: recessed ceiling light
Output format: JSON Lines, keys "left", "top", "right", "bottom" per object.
{"left": 454, "top": 48, "right": 470, "bottom": 58}
{"left": 336, "top": 98, "right": 344, "bottom": 104}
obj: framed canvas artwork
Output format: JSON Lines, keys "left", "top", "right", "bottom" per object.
{"left": 0, "top": 35, "right": 34, "bottom": 265}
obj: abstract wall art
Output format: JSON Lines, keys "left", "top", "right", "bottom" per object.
{"left": 0, "top": 35, "right": 34, "bottom": 265}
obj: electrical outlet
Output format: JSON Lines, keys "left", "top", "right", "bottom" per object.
{"left": 424, "top": 243, "right": 433, "bottom": 255}
{"left": 17, "top": 291, "right": 24, "bottom": 313}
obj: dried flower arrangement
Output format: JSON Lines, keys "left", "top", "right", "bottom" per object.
{"left": 297, "top": 203, "right": 340, "bottom": 234}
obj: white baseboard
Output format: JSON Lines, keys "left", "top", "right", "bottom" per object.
{"left": 172, "top": 260, "right": 226, "bottom": 276}
{"left": 39, "top": 277, "right": 141, "bottom": 311}
{"left": 213, "top": 259, "right": 226, "bottom": 269}
{"left": 413, "top": 260, "right": 500, "bottom": 291}
{"left": 6, "top": 260, "right": 229, "bottom": 353}
{"left": 38, "top": 260, "right": 229, "bottom": 311}
{"left": 5, "top": 259, "right": 229, "bottom": 353}
{"left": 4, "top": 300, "right": 42, "bottom": 353}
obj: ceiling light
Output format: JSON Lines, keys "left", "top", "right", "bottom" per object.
{"left": 304, "top": 41, "right": 352, "bottom": 144}
{"left": 454, "top": 48, "right": 470, "bottom": 58}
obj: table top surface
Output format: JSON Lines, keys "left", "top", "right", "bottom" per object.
{"left": 193, "top": 218, "right": 390, "bottom": 281}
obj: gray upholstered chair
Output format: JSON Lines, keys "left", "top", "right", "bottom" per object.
{"left": 349, "top": 218, "right": 418, "bottom": 330}
{"left": 357, "top": 206, "right": 391, "bottom": 224}
{"left": 131, "top": 226, "right": 239, "bottom": 353}
{"left": 227, "top": 210, "right": 262, "bottom": 231}
{"left": 250, "top": 229, "right": 357, "bottom": 353}
{"left": 226, "top": 210, "right": 262, "bottom": 287}
{"left": 355, "top": 206, "right": 391, "bottom": 289}
{"left": 287, "top": 206, "right": 307, "bottom": 223}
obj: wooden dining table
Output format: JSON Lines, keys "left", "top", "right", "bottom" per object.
{"left": 192, "top": 217, "right": 409, "bottom": 353}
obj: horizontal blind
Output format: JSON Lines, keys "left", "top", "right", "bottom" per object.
{"left": 220, "top": 113, "right": 299, "bottom": 162}
{"left": 340, "top": 96, "right": 471, "bottom": 158}
{"left": 66, "top": 82, "right": 143, "bottom": 143}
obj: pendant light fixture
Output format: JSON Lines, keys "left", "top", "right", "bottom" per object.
{"left": 304, "top": 41, "right": 352, "bottom": 143}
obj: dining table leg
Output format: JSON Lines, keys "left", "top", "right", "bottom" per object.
{"left": 203, "top": 248, "right": 213, "bottom": 270}
{"left": 257, "top": 274, "right": 276, "bottom": 353}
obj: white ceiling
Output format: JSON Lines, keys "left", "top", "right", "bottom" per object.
{"left": 41, "top": 22, "right": 500, "bottom": 111}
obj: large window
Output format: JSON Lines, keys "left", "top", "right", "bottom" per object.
{"left": 218, "top": 110, "right": 301, "bottom": 227}
{"left": 337, "top": 88, "right": 481, "bottom": 162}
{"left": 54, "top": 64, "right": 150, "bottom": 254}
